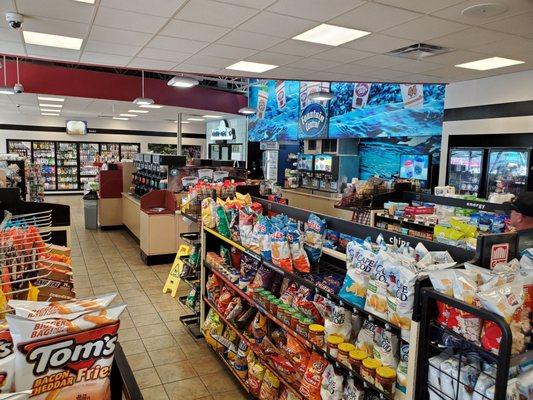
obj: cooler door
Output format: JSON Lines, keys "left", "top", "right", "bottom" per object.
{"left": 32, "top": 141, "right": 56, "bottom": 191}
{"left": 56, "top": 142, "right": 79, "bottom": 190}
{"left": 7, "top": 140, "right": 31, "bottom": 158}
{"left": 486, "top": 149, "right": 529, "bottom": 196}
{"left": 447, "top": 148, "right": 483, "bottom": 196}
{"left": 79, "top": 143, "right": 99, "bottom": 186}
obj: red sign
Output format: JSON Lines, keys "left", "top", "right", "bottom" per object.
{"left": 490, "top": 243, "right": 509, "bottom": 269}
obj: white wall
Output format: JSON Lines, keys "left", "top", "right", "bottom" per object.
{"left": 440, "top": 70, "right": 533, "bottom": 184}
{"left": 0, "top": 113, "right": 206, "bottom": 153}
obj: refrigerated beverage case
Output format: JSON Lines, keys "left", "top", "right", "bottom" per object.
{"left": 448, "top": 149, "right": 483, "bottom": 196}
{"left": 487, "top": 149, "right": 529, "bottom": 197}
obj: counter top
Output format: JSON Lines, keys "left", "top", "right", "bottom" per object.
{"left": 282, "top": 188, "right": 341, "bottom": 202}
{"left": 122, "top": 192, "right": 141, "bottom": 205}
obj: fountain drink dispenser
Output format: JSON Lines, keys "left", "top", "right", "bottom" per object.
{"left": 297, "top": 153, "right": 315, "bottom": 189}
{"left": 313, "top": 154, "right": 359, "bottom": 193}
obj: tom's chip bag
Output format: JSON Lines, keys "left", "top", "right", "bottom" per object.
{"left": 252, "top": 216, "right": 273, "bottom": 261}
{"left": 0, "top": 329, "right": 14, "bottom": 393}
{"left": 6, "top": 303, "right": 126, "bottom": 399}
{"left": 271, "top": 228, "right": 293, "bottom": 272}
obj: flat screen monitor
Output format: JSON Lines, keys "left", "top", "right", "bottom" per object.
{"left": 66, "top": 120, "right": 87, "bottom": 135}
{"left": 314, "top": 154, "right": 333, "bottom": 173}
{"left": 399, "top": 154, "right": 430, "bottom": 180}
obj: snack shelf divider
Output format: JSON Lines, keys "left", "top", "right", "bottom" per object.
{"left": 375, "top": 212, "right": 437, "bottom": 228}
{"left": 402, "top": 192, "right": 511, "bottom": 215}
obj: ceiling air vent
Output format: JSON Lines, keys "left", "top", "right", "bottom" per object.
{"left": 387, "top": 43, "right": 453, "bottom": 60}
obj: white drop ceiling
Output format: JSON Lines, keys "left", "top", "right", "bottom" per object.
{"left": 0, "top": 0, "right": 531, "bottom": 83}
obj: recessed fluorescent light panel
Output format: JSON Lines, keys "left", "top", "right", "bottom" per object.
{"left": 139, "top": 104, "right": 163, "bottom": 109}
{"left": 187, "top": 117, "right": 205, "bottom": 121}
{"left": 41, "top": 113, "right": 59, "bottom": 116}
{"left": 0, "top": 87, "right": 14, "bottom": 95}
{"left": 23, "top": 31, "right": 83, "bottom": 50}
{"left": 40, "top": 109, "right": 62, "bottom": 112}
{"left": 113, "top": 117, "right": 129, "bottom": 120}
{"left": 38, "top": 96, "right": 64, "bottom": 102}
{"left": 129, "top": 109, "right": 149, "bottom": 113}
{"left": 74, "top": 0, "right": 95, "bottom": 3}
{"left": 455, "top": 56, "right": 524, "bottom": 70}
{"left": 293, "top": 24, "right": 370, "bottom": 46}
{"left": 203, "top": 115, "right": 221, "bottom": 119}
{"left": 39, "top": 103, "right": 62, "bottom": 108}
{"left": 120, "top": 113, "right": 138, "bottom": 117}
{"left": 226, "top": 61, "right": 278, "bottom": 73}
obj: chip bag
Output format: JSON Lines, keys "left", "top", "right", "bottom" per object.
{"left": 0, "top": 329, "right": 14, "bottom": 393}
{"left": 339, "top": 240, "right": 377, "bottom": 308}
{"left": 252, "top": 216, "right": 273, "bottom": 261}
{"left": 271, "top": 228, "right": 293, "bottom": 272}
{"left": 286, "top": 223, "right": 311, "bottom": 273}
{"left": 364, "top": 250, "right": 390, "bottom": 320}
{"left": 320, "top": 363, "right": 344, "bottom": 400}
{"left": 259, "top": 369, "right": 280, "bottom": 400}
{"left": 239, "top": 206, "right": 257, "bottom": 248}
{"left": 304, "top": 214, "right": 326, "bottom": 263}
{"left": 6, "top": 304, "right": 126, "bottom": 399}
{"left": 299, "top": 353, "right": 328, "bottom": 400}
{"left": 201, "top": 198, "right": 217, "bottom": 229}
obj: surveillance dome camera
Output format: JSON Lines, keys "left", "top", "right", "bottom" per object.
{"left": 13, "top": 83, "right": 24, "bottom": 94}
{"left": 6, "top": 12, "right": 24, "bottom": 29}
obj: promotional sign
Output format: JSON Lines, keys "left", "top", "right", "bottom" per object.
{"left": 400, "top": 83, "right": 424, "bottom": 109}
{"left": 210, "top": 120, "right": 234, "bottom": 141}
{"left": 490, "top": 243, "right": 509, "bottom": 269}
{"left": 399, "top": 154, "right": 430, "bottom": 180}
{"left": 352, "top": 83, "right": 371, "bottom": 109}
{"left": 298, "top": 81, "right": 330, "bottom": 140}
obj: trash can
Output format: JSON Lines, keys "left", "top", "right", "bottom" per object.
{"left": 83, "top": 190, "right": 99, "bottom": 230}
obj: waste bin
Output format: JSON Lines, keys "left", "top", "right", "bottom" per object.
{"left": 83, "top": 190, "right": 99, "bottom": 230}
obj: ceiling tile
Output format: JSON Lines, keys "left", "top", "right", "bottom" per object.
{"left": 431, "top": 0, "right": 533, "bottom": 25}
{"left": 237, "top": 11, "right": 317, "bottom": 38}
{"left": 182, "top": 54, "right": 238, "bottom": 69}
{"left": 16, "top": 0, "right": 95, "bottom": 23}
{"left": 88, "top": 26, "right": 152, "bottom": 46}
{"left": 355, "top": 54, "right": 407, "bottom": 67}
{"left": 312, "top": 47, "right": 374, "bottom": 63}
{"left": 175, "top": 0, "right": 258, "bottom": 28}
{"left": 173, "top": 63, "right": 221, "bottom": 74}
{"left": 196, "top": 44, "right": 257, "bottom": 59}
{"left": 382, "top": 16, "right": 468, "bottom": 41}
{"left": 99, "top": 0, "right": 187, "bottom": 17}
{"left": 265, "top": 66, "right": 315, "bottom": 80}
{"left": 266, "top": 39, "right": 330, "bottom": 57}
{"left": 471, "top": 37, "right": 533, "bottom": 61}
{"left": 23, "top": 16, "right": 88, "bottom": 38}
{"left": 425, "top": 49, "right": 490, "bottom": 65}
{"left": 80, "top": 52, "right": 131, "bottom": 66}
{"left": 286, "top": 57, "right": 344, "bottom": 71}
{"left": 386, "top": 59, "right": 443, "bottom": 73}
{"left": 0, "top": 40, "right": 25, "bottom": 55}
{"left": 396, "top": 73, "right": 446, "bottom": 83}
{"left": 84, "top": 40, "right": 141, "bottom": 56}
{"left": 245, "top": 51, "right": 302, "bottom": 66}
{"left": 428, "top": 27, "right": 516, "bottom": 49}
{"left": 26, "top": 45, "right": 80, "bottom": 61}
{"left": 137, "top": 47, "right": 191, "bottom": 63}
{"left": 216, "top": 0, "right": 277, "bottom": 9}
{"left": 425, "top": 65, "right": 484, "bottom": 80}
{"left": 216, "top": 30, "right": 284, "bottom": 50}
{"left": 94, "top": 7, "right": 167, "bottom": 34}
{"left": 330, "top": 3, "right": 421, "bottom": 32}
{"left": 0, "top": 0, "right": 14, "bottom": 14}
{"left": 482, "top": 11, "right": 533, "bottom": 36}
{"left": 374, "top": 0, "right": 464, "bottom": 14}
{"left": 370, "top": 68, "right": 410, "bottom": 79}
{"left": 127, "top": 57, "right": 178, "bottom": 71}
{"left": 341, "top": 33, "right": 413, "bottom": 53}
{"left": 325, "top": 62, "right": 376, "bottom": 75}
{"left": 267, "top": 0, "right": 364, "bottom": 22}
{"left": 161, "top": 20, "right": 230, "bottom": 42}
{"left": 147, "top": 36, "right": 208, "bottom": 53}
{"left": 0, "top": 26, "right": 21, "bottom": 42}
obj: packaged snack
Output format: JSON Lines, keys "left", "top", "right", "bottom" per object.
{"left": 239, "top": 253, "right": 260, "bottom": 291}
{"left": 313, "top": 274, "right": 343, "bottom": 295}
{"left": 440, "top": 358, "right": 460, "bottom": 400}
{"left": 7, "top": 304, "right": 126, "bottom": 399}
{"left": 453, "top": 270, "right": 482, "bottom": 343}
{"left": 252, "top": 216, "right": 273, "bottom": 261}
{"left": 389, "top": 263, "right": 418, "bottom": 339}
{"left": 233, "top": 340, "right": 249, "bottom": 379}
{"left": 458, "top": 364, "right": 479, "bottom": 400}
{"left": 304, "top": 214, "right": 326, "bottom": 263}
{"left": 239, "top": 207, "right": 257, "bottom": 248}
{"left": 286, "top": 223, "right": 311, "bottom": 273}
{"left": 396, "top": 344, "right": 409, "bottom": 394}
{"left": 299, "top": 353, "right": 328, "bottom": 400}
{"left": 216, "top": 287, "right": 233, "bottom": 314}
{"left": 271, "top": 354, "right": 298, "bottom": 384}
{"left": 324, "top": 230, "right": 340, "bottom": 250}
{"left": 373, "top": 328, "right": 399, "bottom": 368}
{"left": 215, "top": 204, "right": 231, "bottom": 238}
{"left": 364, "top": 250, "right": 390, "bottom": 320}
{"left": 226, "top": 207, "right": 241, "bottom": 243}
{"left": 203, "top": 309, "right": 225, "bottom": 350}
{"left": 247, "top": 354, "right": 266, "bottom": 397}
{"left": 429, "top": 270, "right": 455, "bottom": 327}
{"left": 294, "top": 286, "right": 323, "bottom": 324}
{"left": 0, "top": 393, "right": 31, "bottom": 400}
{"left": 324, "top": 305, "right": 352, "bottom": 341}
{"left": 286, "top": 335, "right": 310, "bottom": 376}
{"left": 0, "top": 329, "right": 14, "bottom": 393}
{"left": 279, "top": 388, "right": 299, "bottom": 400}
{"left": 338, "top": 233, "right": 357, "bottom": 253}
{"left": 320, "top": 363, "right": 344, "bottom": 400}
{"left": 251, "top": 313, "right": 267, "bottom": 343}
{"left": 271, "top": 228, "right": 293, "bottom": 272}
{"left": 201, "top": 198, "right": 217, "bottom": 228}
{"left": 428, "top": 353, "right": 451, "bottom": 393}
{"left": 339, "top": 240, "right": 377, "bottom": 308}
{"left": 280, "top": 282, "right": 299, "bottom": 306}
{"left": 250, "top": 265, "right": 274, "bottom": 292}
{"left": 259, "top": 369, "right": 280, "bottom": 400}
{"left": 220, "top": 246, "right": 231, "bottom": 267}
{"left": 355, "top": 320, "right": 377, "bottom": 356}
{"left": 230, "top": 247, "right": 242, "bottom": 269}
{"left": 472, "top": 373, "right": 495, "bottom": 400}
{"left": 516, "top": 369, "right": 532, "bottom": 400}
{"left": 343, "top": 377, "right": 364, "bottom": 400}
{"left": 225, "top": 297, "right": 243, "bottom": 321}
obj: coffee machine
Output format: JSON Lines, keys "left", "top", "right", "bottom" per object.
{"left": 297, "top": 153, "right": 315, "bottom": 189}
{"left": 313, "top": 154, "right": 359, "bottom": 193}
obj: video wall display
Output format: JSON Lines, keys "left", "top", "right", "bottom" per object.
{"left": 358, "top": 136, "right": 440, "bottom": 180}
{"left": 248, "top": 80, "right": 446, "bottom": 141}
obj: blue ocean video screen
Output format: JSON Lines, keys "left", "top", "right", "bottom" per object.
{"left": 328, "top": 83, "right": 445, "bottom": 138}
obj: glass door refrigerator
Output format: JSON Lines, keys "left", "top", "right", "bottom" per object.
{"left": 79, "top": 143, "right": 99, "bottom": 186}
{"left": 56, "top": 142, "right": 79, "bottom": 190}
{"left": 100, "top": 143, "right": 119, "bottom": 162}
{"left": 119, "top": 143, "right": 140, "bottom": 161}
{"left": 7, "top": 140, "right": 31, "bottom": 158}
{"left": 486, "top": 148, "right": 530, "bottom": 196}
{"left": 32, "top": 141, "right": 56, "bottom": 191}
{"left": 447, "top": 148, "right": 484, "bottom": 196}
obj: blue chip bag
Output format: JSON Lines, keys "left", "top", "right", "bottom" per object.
{"left": 286, "top": 221, "right": 311, "bottom": 273}
{"left": 338, "top": 233, "right": 359, "bottom": 252}
{"left": 251, "top": 215, "right": 273, "bottom": 261}
{"left": 304, "top": 213, "right": 326, "bottom": 263}
{"left": 324, "top": 229, "right": 340, "bottom": 250}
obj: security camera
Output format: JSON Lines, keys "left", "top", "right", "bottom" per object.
{"left": 13, "top": 83, "right": 24, "bottom": 94}
{"left": 5, "top": 12, "right": 24, "bottom": 29}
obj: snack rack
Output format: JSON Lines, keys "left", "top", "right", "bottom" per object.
{"left": 414, "top": 288, "right": 532, "bottom": 400}
{"left": 200, "top": 197, "right": 480, "bottom": 399}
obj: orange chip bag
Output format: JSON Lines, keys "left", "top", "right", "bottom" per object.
{"left": 6, "top": 304, "right": 126, "bottom": 399}
{"left": 299, "top": 353, "right": 328, "bottom": 400}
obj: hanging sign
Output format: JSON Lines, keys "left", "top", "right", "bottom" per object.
{"left": 210, "top": 120, "right": 234, "bottom": 141}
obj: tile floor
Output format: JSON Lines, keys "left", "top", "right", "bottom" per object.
{"left": 47, "top": 195, "right": 246, "bottom": 400}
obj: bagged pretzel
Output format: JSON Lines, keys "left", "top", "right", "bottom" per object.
{"left": 7, "top": 303, "right": 126, "bottom": 399}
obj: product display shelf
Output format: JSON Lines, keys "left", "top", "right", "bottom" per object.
{"left": 415, "top": 288, "right": 532, "bottom": 400}
{"left": 180, "top": 232, "right": 201, "bottom": 245}
{"left": 181, "top": 211, "right": 200, "bottom": 224}
{"left": 402, "top": 192, "right": 511, "bottom": 215}
{"left": 375, "top": 212, "right": 437, "bottom": 228}
{"left": 204, "top": 297, "right": 304, "bottom": 400}
{"left": 205, "top": 261, "right": 395, "bottom": 400}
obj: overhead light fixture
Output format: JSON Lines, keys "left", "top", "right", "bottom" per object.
{"left": 309, "top": 91, "right": 335, "bottom": 101}
{"left": 113, "top": 117, "right": 129, "bottom": 120}
{"left": 41, "top": 113, "right": 59, "bottom": 116}
{"left": 139, "top": 104, "right": 163, "bottom": 109}
{"left": 39, "top": 103, "right": 62, "bottom": 108}
{"left": 168, "top": 76, "right": 199, "bottom": 88}
{"left": 133, "top": 70, "right": 155, "bottom": 106}
{"left": 120, "top": 113, "right": 138, "bottom": 117}
{"left": 38, "top": 96, "right": 64, "bottom": 102}
{"left": 74, "top": 0, "right": 95, "bottom": 3}
{"left": 129, "top": 109, "right": 148, "bottom": 113}
{"left": 202, "top": 115, "right": 221, "bottom": 119}
{"left": 226, "top": 61, "right": 278, "bottom": 73}
{"left": 0, "top": 87, "right": 14, "bottom": 95}
{"left": 23, "top": 31, "right": 83, "bottom": 50}
{"left": 238, "top": 107, "right": 257, "bottom": 115}
{"left": 181, "top": 121, "right": 190, "bottom": 124}
{"left": 455, "top": 56, "right": 524, "bottom": 70}
{"left": 40, "top": 108, "right": 62, "bottom": 112}
{"left": 187, "top": 117, "right": 205, "bottom": 121}
{"left": 293, "top": 24, "right": 370, "bottom": 46}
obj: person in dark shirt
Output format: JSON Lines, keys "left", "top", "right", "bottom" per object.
{"left": 508, "top": 192, "right": 533, "bottom": 253}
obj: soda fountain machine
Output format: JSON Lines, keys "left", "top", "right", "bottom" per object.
{"left": 313, "top": 153, "right": 359, "bottom": 193}
{"left": 297, "top": 153, "right": 315, "bottom": 189}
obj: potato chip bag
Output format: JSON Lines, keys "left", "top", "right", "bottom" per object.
{"left": 364, "top": 250, "right": 390, "bottom": 320}
{"left": 320, "top": 363, "right": 344, "bottom": 400}
{"left": 299, "top": 353, "right": 328, "bottom": 400}
{"left": 324, "top": 305, "right": 352, "bottom": 342}
{"left": 343, "top": 377, "right": 364, "bottom": 400}
{"left": 259, "top": 369, "right": 280, "bottom": 400}
{"left": 286, "top": 222, "right": 311, "bottom": 273}
{"left": 388, "top": 263, "right": 418, "bottom": 340}
{"left": 239, "top": 206, "right": 257, "bottom": 248}
{"left": 252, "top": 216, "right": 273, "bottom": 261}
{"left": 0, "top": 329, "right": 14, "bottom": 393}
{"left": 203, "top": 309, "right": 225, "bottom": 350}
{"left": 355, "top": 319, "right": 377, "bottom": 356}
{"left": 0, "top": 392, "right": 31, "bottom": 400}
{"left": 396, "top": 343, "right": 409, "bottom": 394}
{"left": 286, "top": 334, "right": 310, "bottom": 376}
{"left": 429, "top": 270, "right": 455, "bottom": 327}
{"left": 304, "top": 214, "right": 326, "bottom": 263}
{"left": 201, "top": 197, "right": 217, "bottom": 228}
{"left": 373, "top": 327, "right": 399, "bottom": 368}
{"left": 339, "top": 240, "right": 377, "bottom": 308}
{"left": 271, "top": 228, "right": 293, "bottom": 272}
{"left": 6, "top": 304, "right": 126, "bottom": 399}
{"left": 247, "top": 355, "right": 266, "bottom": 397}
